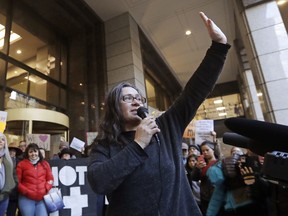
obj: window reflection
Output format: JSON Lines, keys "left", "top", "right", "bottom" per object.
{"left": 195, "top": 94, "right": 244, "bottom": 120}
{"left": 6, "top": 63, "right": 29, "bottom": 94}
{"left": 5, "top": 91, "right": 40, "bottom": 108}
{"left": 1, "top": 5, "right": 68, "bottom": 111}
{"left": 145, "top": 79, "right": 156, "bottom": 108}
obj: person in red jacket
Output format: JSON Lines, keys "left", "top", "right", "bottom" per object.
{"left": 16, "top": 143, "right": 54, "bottom": 216}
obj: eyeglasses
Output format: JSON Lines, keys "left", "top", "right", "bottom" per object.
{"left": 122, "top": 94, "right": 146, "bottom": 104}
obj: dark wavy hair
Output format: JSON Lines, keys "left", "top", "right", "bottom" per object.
{"left": 96, "top": 82, "right": 144, "bottom": 145}
{"left": 200, "top": 140, "right": 221, "bottom": 159}
{"left": 23, "top": 143, "right": 44, "bottom": 161}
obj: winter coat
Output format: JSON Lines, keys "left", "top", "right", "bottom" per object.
{"left": 16, "top": 159, "right": 53, "bottom": 201}
{"left": 0, "top": 157, "right": 16, "bottom": 201}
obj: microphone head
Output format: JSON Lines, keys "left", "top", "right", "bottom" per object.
{"left": 224, "top": 117, "right": 288, "bottom": 154}
{"left": 223, "top": 132, "right": 250, "bottom": 149}
{"left": 137, "top": 107, "right": 149, "bottom": 119}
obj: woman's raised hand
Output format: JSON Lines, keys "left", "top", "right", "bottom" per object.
{"left": 199, "top": 12, "right": 227, "bottom": 44}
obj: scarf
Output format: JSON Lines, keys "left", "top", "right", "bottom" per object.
{"left": 29, "top": 157, "right": 40, "bottom": 165}
{"left": 201, "top": 160, "right": 217, "bottom": 177}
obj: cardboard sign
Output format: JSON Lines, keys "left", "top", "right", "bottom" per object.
{"left": 26, "top": 134, "right": 51, "bottom": 150}
{"left": 0, "top": 111, "right": 7, "bottom": 133}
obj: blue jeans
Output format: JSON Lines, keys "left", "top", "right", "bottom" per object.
{"left": 18, "top": 195, "right": 48, "bottom": 216}
{"left": 0, "top": 197, "right": 9, "bottom": 216}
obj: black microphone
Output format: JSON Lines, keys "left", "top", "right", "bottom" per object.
{"left": 224, "top": 117, "right": 288, "bottom": 155}
{"left": 137, "top": 107, "right": 160, "bottom": 145}
{"left": 223, "top": 132, "right": 250, "bottom": 149}
{"left": 223, "top": 132, "right": 268, "bottom": 156}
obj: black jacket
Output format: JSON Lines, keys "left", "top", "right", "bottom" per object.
{"left": 88, "top": 41, "right": 231, "bottom": 216}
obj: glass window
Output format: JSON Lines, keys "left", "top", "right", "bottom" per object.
{"left": 6, "top": 63, "right": 29, "bottom": 94}
{"left": 5, "top": 120, "right": 29, "bottom": 140}
{"left": 195, "top": 93, "right": 244, "bottom": 120}
{"left": 145, "top": 78, "right": 156, "bottom": 108}
{"left": 0, "top": 1, "right": 8, "bottom": 53}
{"left": 1, "top": 1, "right": 69, "bottom": 111}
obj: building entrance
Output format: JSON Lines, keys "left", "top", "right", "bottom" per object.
{"left": 5, "top": 108, "right": 69, "bottom": 159}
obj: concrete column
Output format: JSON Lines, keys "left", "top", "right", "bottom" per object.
{"left": 235, "top": 1, "right": 288, "bottom": 124}
{"left": 242, "top": 69, "right": 264, "bottom": 121}
{"left": 104, "top": 12, "right": 146, "bottom": 96}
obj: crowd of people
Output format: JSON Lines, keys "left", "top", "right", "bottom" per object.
{"left": 181, "top": 137, "right": 273, "bottom": 216}
{"left": 0, "top": 132, "right": 92, "bottom": 216}
{"left": 1, "top": 10, "right": 287, "bottom": 216}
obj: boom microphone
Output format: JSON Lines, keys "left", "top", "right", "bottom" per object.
{"left": 137, "top": 107, "right": 160, "bottom": 144}
{"left": 223, "top": 132, "right": 266, "bottom": 156}
{"left": 224, "top": 117, "right": 288, "bottom": 155}
{"left": 223, "top": 132, "right": 250, "bottom": 149}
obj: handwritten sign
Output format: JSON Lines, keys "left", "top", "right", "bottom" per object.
{"left": 26, "top": 134, "right": 51, "bottom": 150}
{"left": 195, "top": 120, "right": 214, "bottom": 145}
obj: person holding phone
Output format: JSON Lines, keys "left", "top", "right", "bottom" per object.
{"left": 191, "top": 140, "right": 221, "bottom": 215}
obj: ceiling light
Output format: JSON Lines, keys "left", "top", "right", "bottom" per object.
{"left": 185, "top": 30, "right": 191, "bottom": 35}
{"left": 218, "top": 112, "right": 227, "bottom": 117}
{"left": 277, "top": 0, "right": 287, "bottom": 5}
{"left": 0, "top": 24, "right": 22, "bottom": 49}
{"left": 257, "top": 92, "right": 263, "bottom": 97}
{"left": 214, "top": 99, "right": 223, "bottom": 104}
{"left": 16, "top": 50, "right": 22, "bottom": 54}
{"left": 9, "top": 91, "right": 17, "bottom": 100}
{"left": 216, "top": 106, "right": 225, "bottom": 111}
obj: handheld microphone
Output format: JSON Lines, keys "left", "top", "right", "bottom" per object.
{"left": 137, "top": 107, "right": 160, "bottom": 145}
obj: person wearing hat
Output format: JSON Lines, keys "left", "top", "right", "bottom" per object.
{"left": 182, "top": 142, "right": 189, "bottom": 165}
{"left": 188, "top": 144, "right": 200, "bottom": 156}
{"left": 8, "top": 142, "right": 22, "bottom": 162}
{"left": 51, "top": 141, "right": 70, "bottom": 160}
{"left": 59, "top": 148, "right": 73, "bottom": 160}
{"left": 59, "top": 141, "right": 69, "bottom": 151}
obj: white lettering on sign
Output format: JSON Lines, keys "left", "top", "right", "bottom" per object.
{"left": 63, "top": 186, "right": 88, "bottom": 216}
{"left": 50, "top": 165, "right": 89, "bottom": 216}
{"left": 52, "top": 166, "right": 87, "bottom": 186}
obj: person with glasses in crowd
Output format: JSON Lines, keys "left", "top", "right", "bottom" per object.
{"left": 88, "top": 12, "right": 230, "bottom": 216}
{"left": 17, "top": 140, "right": 27, "bottom": 161}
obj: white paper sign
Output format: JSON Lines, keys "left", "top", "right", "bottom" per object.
{"left": 86, "top": 132, "right": 98, "bottom": 146}
{"left": 70, "top": 137, "right": 85, "bottom": 152}
{"left": 195, "top": 120, "right": 214, "bottom": 145}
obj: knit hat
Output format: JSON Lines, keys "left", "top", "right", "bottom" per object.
{"left": 201, "top": 140, "right": 216, "bottom": 151}
{"left": 182, "top": 142, "right": 189, "bottom": 150}
{"left": 188, "top": 144, "right": 200, "bottom": 152}
{"left": 59, "top": 141, "right": 69, "bottom": 150}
